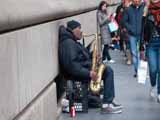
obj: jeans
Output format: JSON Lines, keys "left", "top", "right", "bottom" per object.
{"left": 102, "top": 66, "right": 115, "bottom": 104}
{"left": 146, "top": 38, "right": 160, "bottom": 94}
{"left": 128, "top": 35, "right": 140, "bottom": 73}
{"left": 113, "top": 41, "right": 120, "bottom": 50}
{"left": 103, "top": 45, "right": 111, "bottom": 61}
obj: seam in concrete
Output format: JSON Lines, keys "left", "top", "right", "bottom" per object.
{"left": 12, "top": 78, "right": 56, "bottom": 120}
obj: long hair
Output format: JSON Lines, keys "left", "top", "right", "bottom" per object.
{"left": 149, "top": 0, "right": 160, "bottom": 26}
{"left": 98, "top": 1, "right": 108, "bottom": 11}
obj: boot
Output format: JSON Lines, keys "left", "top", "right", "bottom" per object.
{"left": 126, "top": 50, "right": 131, "bottom": 65}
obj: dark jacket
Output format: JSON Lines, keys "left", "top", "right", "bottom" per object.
{"left": 123, "top": 3, "right": 145, "bottom": 36}
{"left": 142, "top": 12, "right": 160, "bottom": 47}
{"left": 59, "top": 26, "right": 92, "bottom": 82}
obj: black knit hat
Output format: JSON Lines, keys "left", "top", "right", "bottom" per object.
{"left": 67, "top": 20, "right": 81, "bottom": 30}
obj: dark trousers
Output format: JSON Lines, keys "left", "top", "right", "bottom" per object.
{"left": 119, "top": 38, "right": 124, "bottom": 51}
{"left": 102, "top": 66, "right": 115, "bottom": 104}
{"left": 103, "top": 45, "right": 111, "bottom": 61}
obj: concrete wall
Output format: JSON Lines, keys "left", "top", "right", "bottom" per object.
{"left": 0, "top": 0, "right": 102, "bottom": 33}
{"left": 0, "top": 10, "right": 99, "bottom": 120}
{"left": 0, "top": 0, "right": 120, "bottom": 120}
{"left": 0, "top": 18, "right": 59, "bottom": 120}
{"left": 0, "top": 0, "right": 121, "bottom": 33}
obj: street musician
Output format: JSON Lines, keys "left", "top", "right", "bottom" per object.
{"left": 59, "top": 20, "right": 123, "bottom": 114}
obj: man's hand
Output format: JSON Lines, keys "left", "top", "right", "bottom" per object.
{"left": 90, "top": 71, "right": 98, "bottom": 81}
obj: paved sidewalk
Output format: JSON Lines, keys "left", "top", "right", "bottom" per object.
{"left": 60, "top": 50, "right": 160, "bottom": 120}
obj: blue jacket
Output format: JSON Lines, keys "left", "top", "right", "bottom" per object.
{"left": 123, "top": 3, "right": 145, "bottom": 36}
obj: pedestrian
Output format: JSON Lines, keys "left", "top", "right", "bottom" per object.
{"left": 123, "top": 0, "right": 145, "bottom": 77}
{"left": 59, "top": 20, "right": 123, "bottom": 114}
{"left": 141, "top": 0, "right": 160, "bottom": 102}
{"left": 116, "top": 0, "right": 132, "bottom": 65}
{"left": 97, "top": 1, "right": 115, "bottom": 63}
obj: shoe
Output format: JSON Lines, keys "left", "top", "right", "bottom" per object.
{"left": 101, "top": 104, "right": 122, "bottom": 114}
{"left": 111, "top": 102, "right": 123, "bottom": 109}
{"left": 133, "top": 74, "right": 137, "bottom": 78}
{"left": 150, "top": 87, "right": 155, "bottom": 98}
{"left": 157, "top": 94, "right": 160, "bottom": 103}
{"left": 126, "top": 60, "right": 131, "bottom": 65}
{"left": 103, "top": 59, "right": 108, "bottom": 64}
{"left": 126, "top": 50, "right": 131, "bottom": 65}
{"left": 108, "top": 59, "right": 115, "bottom": 63}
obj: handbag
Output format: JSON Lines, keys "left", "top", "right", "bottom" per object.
{"left": 137, "top": 60, "right": 148, "bottom": 84}
{"left": 108, "top": 20, "right": 119, "bottom": 33}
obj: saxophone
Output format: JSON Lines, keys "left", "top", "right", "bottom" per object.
{"left": 83, "top": 33, "right": 106, "bottom": 94}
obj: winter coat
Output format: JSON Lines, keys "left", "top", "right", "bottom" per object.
{"left": 97, "top": 10, "right": 112, "bottom": 45}
{"left": 59, "top": 26, "right": 92, "bottom": 82}
{"left": 141, "top": 5, "right": 160, "bottom": 47}
{"left": 122, "top": 3, "right": 145, "bottom": 36}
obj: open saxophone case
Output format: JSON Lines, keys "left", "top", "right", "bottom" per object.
{"left": 62, "top": 33, "right": 103, "bottom": 113}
